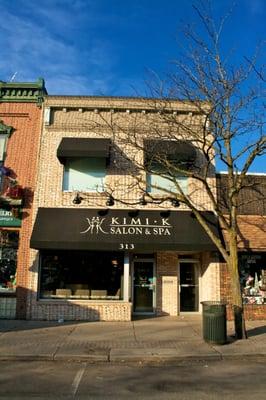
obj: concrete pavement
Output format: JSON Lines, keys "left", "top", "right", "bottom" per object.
{"left": 0, "top": 315, "right": 265, "bottom": 363}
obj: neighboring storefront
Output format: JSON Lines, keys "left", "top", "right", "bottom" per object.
{"left": 0, "top": 79, "right": 47, "bottom": 318}
{"left": 28, "top": 96, "right": 222, "bottom": 321}
{"left": 0, "top": 224, "right": 20, "bottom": 318}
{"left": 217, "top": 173, "right": 266, "bottom": 320}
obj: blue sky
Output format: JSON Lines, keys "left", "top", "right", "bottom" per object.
{"left": 0, "top": 0, "right": 265, "bottom": 171}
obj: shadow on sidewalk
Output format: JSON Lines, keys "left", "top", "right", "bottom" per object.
{"left": 247, "top": 325, "right": 266, "bottom": 337}
{"left": 132, "top": 315, "right": 178, "bottom": 321}
{"left": 0, "top": 320, "right": 92, "bottom": 333}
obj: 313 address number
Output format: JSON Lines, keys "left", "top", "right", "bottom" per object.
{"left": 119, "top": 243, "right": 135, "bottom": 250}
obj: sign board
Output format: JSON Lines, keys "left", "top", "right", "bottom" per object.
{"left": 31, "top": 208, "right": 218, "bottom": 252}
{"left": 0, "top": 208, "right": 21, "bottom": 227}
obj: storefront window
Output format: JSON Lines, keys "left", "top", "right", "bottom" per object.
{"left": 0, "top": 230, "right": 19, "bottom": 293}
{"left": 239, "top": 253, "right": 266, "bottom": 305}
{"left": 39, "top": 251, "right": 123, "bottom": 300}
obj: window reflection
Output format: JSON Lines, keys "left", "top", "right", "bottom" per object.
{"left": 40, "top": 251, "right": 123, "bottom": 300}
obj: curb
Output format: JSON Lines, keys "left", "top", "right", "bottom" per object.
{"left": 0, "top": 352, "right": 265, "bottom": 363}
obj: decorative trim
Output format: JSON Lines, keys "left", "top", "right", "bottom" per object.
{"left": 0, "top": 113, "right": 29, "bottom": 118}
{"left": 0, "top": 78, "right": 47, "bottom": 105}
{"left": 45, "top": 105, "right": 201, "bottom": 115}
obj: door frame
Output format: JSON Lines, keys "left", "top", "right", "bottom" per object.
{"left": 132, "top": 258, "right": 156, "bottom": 315}
{"left": 178, "top": 258, "right": 200, "bottom": 314}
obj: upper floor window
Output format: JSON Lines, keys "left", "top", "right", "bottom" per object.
{"left": 0, "top": 121, "right": 13, "bottom": 189}
{"left": 144, "top": 139, "right": 195, "bottom": 196}
{"left": 0, "top": 134, "right": 8, "bottom": 162}
{"left": 63, "top": 157, "right": 106, "bottom": 192}
{"left": 57, "top": 137, "right": 110, "bottom": 193}
{"left": 0, "top": 121, "right": 13, "bottom": 159}
{"left": 147, "top": 166, "right": 188, "bottom": 195}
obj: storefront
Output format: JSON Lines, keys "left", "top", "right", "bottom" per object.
{"left": 0, "top": 79, "right": 47, "bottom": 319}
{"left": 0, "top": 208, "right": 21, "bottom": 318}
{"left": 30, "top": 207, "right": 219, "bottom": 320}
{"left": 26, "top": 96, "right": 224, "bottom": 321}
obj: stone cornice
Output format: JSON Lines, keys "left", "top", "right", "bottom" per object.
{"left": 0, "top": 78, "right": 47, "bottom": 105}
{"left": 44, "top": 96, "right": 210, "bottom": 114}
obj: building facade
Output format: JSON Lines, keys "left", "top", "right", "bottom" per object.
{"left": 0, "top": 79, "right": 47, "bottom": 319}
{"left": 218, "top": 173, "right": 266, "bottom": 320}
{"left": 27, "top": 96, "right": 223, "bottom": 321}
{"left": 1, "top": 88, "right": 264, "bottom": 322}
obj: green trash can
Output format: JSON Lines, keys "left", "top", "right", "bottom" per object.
{"left": 201, "top": 301, "right": 227, "bottom": 345}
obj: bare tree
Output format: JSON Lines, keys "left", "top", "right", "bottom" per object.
{"left": 87, "top": 1, "right": 265, "bottom": 339}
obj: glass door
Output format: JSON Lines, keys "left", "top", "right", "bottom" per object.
{"left": 179, "top": 262, "right": 199, "bottom": 312}
{"left": 133, "top": 260, "right": 155, "bottom": 313}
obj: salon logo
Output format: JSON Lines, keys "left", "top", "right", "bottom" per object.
{"left": 80, "top": 217, "right": 108, "bottom": 234}
{"left": 80, "top": 216, "right": 173, "bottom": 236}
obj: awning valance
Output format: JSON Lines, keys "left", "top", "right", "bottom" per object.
{"left": 144, "top": 140, "right": 196, "bottom": 166}
{"left": 30, "top": 208, "right": 219, "bottom": 252}
{"left": 57, "top": 138, "right": 111, "bottom": 164}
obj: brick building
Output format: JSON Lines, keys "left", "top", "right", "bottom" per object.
{"left": 28, "top": 96, "right": 223, "bottom": 321}
{"left": 0, "top": 79, "right": 47, "bottom": 319}
{"left": 217, "top": 173, "right": 266, "bottom": 320}
{"left": 1, "top": 88, "right": 264, "bottom": 322}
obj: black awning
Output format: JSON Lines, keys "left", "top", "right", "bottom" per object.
{"left": 57, "top": 138, "right": 111, "bottom": 164}
{"left": 30, "top": 208, "right": 219, "bottom": 252}
{"left": 144, "top": 140, "right": 196, "bottom": 165}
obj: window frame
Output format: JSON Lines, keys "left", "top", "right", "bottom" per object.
{"left": 239, "top": 252, "right": 266, "bottom": 305}
{"left": 146, "top": 163, "right": 188, "bottom": 195}
{"left": 38, "top": 250, "right": 123, "bottom": 301}
{"left": 0, "top": 230, "right": 19, "bottom": 294}
{"left": 62, "top": 157, "right": 107, "bottom": 193}
{"left": 0, "top": 121, "right": 13, "bottom": 191}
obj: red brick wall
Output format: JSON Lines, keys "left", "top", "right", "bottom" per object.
{"left": 0, "top": 102, "right": 43, "bottom": 318}
{"left": 220, "top": 263, "right": 266, "bottom": 320}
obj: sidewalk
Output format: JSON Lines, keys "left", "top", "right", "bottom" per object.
{"left": 0, "top": 315, "right": 265, "bottom": 363}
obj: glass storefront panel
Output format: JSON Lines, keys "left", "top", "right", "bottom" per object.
{"left": 0, "top": 230, "right": 18, "bottom": 293}
{"left": 133, "top": 261, "right": 154, "bottom": 313}
{"left": 239, "top": 253, "right": 266, "bottom": 305}
{"left": 180, "top": 262, "right": 199, "bottom": 312}
{"left": 40, "top": 251, "right": 123, "bottom": 300}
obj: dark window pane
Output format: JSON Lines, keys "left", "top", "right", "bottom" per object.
{"left": 0, "top": 230, "right": 19, "bottom": 292}
{"left": 133, "top": 261, "right": 154, "bottom": 312}
{"left": 39, "top": 251, "right": 123, "bottom": 300}
{"left": 180, "top": 262, "right": 199, "bottom": 312}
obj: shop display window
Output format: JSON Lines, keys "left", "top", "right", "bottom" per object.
{"left": 0, "top": 230, "right": 19, "bottom": 293}
{"left": 63, "top": 157, "right": 106, "bottom": 192}
{"left": 239, "top": 253, "right": 266, "bottom": 305}
{"left": 39, "top": 250, "right": 123, "bottom": 300}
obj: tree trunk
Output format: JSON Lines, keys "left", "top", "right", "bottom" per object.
{"left": 228, "top": 237, "right": 247, "bottom": 339}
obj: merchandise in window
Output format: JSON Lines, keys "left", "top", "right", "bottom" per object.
{"left": 39, "top": 251, "right": 123, "bottom": 300}
{"left": 63, "top": 157, "right": 106, "bottom": 192}
{"left": 0, "top": 230, "right": 19, "bottom": 293}
{"left": 239, "top": 253, "right": 266, "bottom": 305}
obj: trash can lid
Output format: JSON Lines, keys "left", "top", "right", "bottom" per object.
{"left": 201, "top": 301, "right": 227, "bottom": 306}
